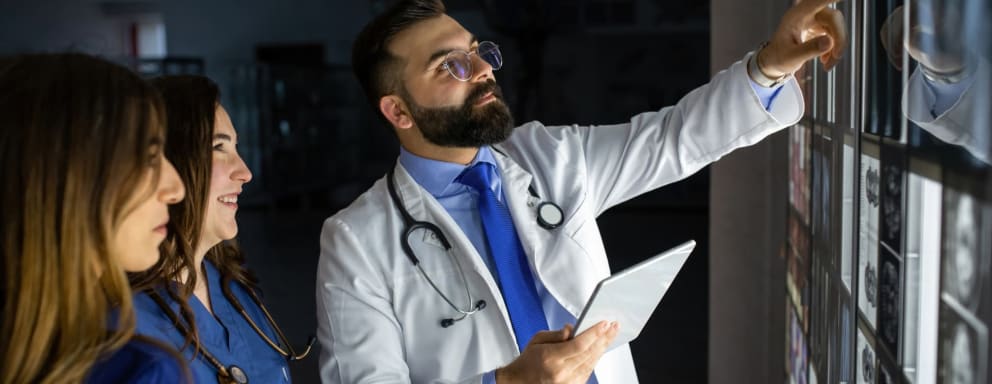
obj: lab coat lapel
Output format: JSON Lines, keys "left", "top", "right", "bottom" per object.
{"left": 489, "top": 155, "right": 540, "bottom": 267}
{"left": 492, "top": 151, "right": 592, "bottom": 316}
{"left": 392, "top": 162, "right": 519, "bottom": 344}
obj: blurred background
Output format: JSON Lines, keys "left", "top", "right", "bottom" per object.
{"left": 4, "top": 0, "right": 990, "bottom": 383}
{"left": 1, "top": 1, "right": 711, "bottom": 382}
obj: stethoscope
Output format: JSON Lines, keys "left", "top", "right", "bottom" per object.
{"left": 147, "top": 278, "right": 316, "bottom": 384}
{"left": 385, "top": 151, "right": 564, "bottom": 329}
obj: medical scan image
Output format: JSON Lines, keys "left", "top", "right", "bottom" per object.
{"left": 938, "top": 301, "right": 988, "bottom": 384}
{"left": 941, "top": 188, "right": 990, "bottom": 312}
{"left": 858, "top": 328, "right": 875, "bottom": 384}
{"left": 859, "top": 153, "right": 881, "bottom": 329}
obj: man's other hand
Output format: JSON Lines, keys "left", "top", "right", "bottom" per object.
{"left": 495, "top": 321, "right": 620, "bottom": 384}
{"left": 761, "top": 0, "right": 848, "bottom": 77}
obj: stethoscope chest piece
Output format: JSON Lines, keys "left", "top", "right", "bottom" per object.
{"left": 536, "top": 202, "right": 564, "bottom": 229}
{"left": 224, "top": 365, "right": 248, "bottom": 384}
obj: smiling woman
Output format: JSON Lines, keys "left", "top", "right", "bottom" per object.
{"left": 129, "top": 75, "right": 310, "bottom": 384}
{"left": 0, "top": 53, "right": 187, "bottom": 383}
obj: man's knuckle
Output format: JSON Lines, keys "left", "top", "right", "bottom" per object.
{"left": 539, "top": 352, "right": 555, "bottom": 367}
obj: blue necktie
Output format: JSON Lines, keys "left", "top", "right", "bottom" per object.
{"left": 458, "top": 162, "right": 549, "bottom": 352}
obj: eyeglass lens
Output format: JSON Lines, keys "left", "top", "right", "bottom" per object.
{"left": 444, "top": 41, "right": 502, "bottom": 81}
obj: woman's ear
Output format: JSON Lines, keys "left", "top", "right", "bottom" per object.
{"left": 379, "top": 95, "right": 414, "bottom": 130}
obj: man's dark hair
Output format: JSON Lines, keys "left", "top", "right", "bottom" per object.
{"left": 352, "top": 0, "right": 447, "bottom": 122}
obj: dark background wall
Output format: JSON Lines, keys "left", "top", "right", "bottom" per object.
{"left": 2, "top": 1, "right": 719, "bottom": 382}
{"left": 709, "top": 1, "right": 790, "bottom": 383}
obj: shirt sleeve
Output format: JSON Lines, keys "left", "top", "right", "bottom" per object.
{"left": 749, "top": 78, "right": 786, "bottom": 111}
{"left": 922, "top": 71, "right": 976, "bottom": 117}
{"left": 504, "top": 51, "right": 804, "bottom": 216}
{"left": 483, "top": 370, "right": 497, "bottom": 384}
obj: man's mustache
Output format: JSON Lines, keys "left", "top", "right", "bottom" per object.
{"left": 465, "top": 80, "right": 503, "bottom": 105}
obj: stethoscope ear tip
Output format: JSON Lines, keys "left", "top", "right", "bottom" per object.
{"left": 289, "top": 336, "right": 317, "bottom": 361}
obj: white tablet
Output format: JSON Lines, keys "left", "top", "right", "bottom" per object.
{"left": 573, "top": 240, "right": 695, "bottom": 352}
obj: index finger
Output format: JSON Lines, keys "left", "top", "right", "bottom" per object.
{"left": 817, "top": 6, "right": 848, "bottom": 67}
{"left": 556, "top": 321, "right": 611, "bottom": 358}
{"left": 562, "top": 325, "right": 619, "bottom": 382}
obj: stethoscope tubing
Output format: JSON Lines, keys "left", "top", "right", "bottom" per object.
{"left": 146, "top": 278, "right": 313, "bottom": 381}
{"left": 385, "top": 158, "right": 564, "bottom": 328}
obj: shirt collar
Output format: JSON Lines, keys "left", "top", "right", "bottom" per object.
{"left": 398, "top": 146, "right": 499, "bottom": 198}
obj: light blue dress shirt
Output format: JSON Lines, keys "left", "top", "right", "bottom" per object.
{"left": 920, "top": 70, "right": 975, "bottom": 117}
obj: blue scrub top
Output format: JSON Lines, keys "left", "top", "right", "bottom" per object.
{"left": 133, "top": 260, "right": 291, "bottom": 383}
{"left": 86, "top": 337, "right": 186, "bottom": 383}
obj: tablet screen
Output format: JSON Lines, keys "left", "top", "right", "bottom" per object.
{"left": 573, "top": 240, "right": 696, "bottom": 351}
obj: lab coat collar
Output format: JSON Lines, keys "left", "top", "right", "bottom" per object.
{"left": 398, "top": 146, "right": 502, "bottom": 199}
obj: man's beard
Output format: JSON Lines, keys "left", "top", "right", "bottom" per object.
{"left": 403, "top": 80, "right": 515, "bottom": 148}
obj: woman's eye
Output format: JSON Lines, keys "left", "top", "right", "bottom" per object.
{"left": 147, "top": 144, "right": 162, "bottom": 166}
{"left": 213, "top": 143, "right": 224, "bottom": 151}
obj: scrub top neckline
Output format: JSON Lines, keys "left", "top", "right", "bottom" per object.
{"left": 188, "top": 260, "right": 237, "bottom": 352}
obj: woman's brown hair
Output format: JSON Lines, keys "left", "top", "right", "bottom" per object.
{"left": 129, "top": 75, "right": 257, "bottom": 349}
{"left": 0, "top": 53, "right": 167, "bottom": 383}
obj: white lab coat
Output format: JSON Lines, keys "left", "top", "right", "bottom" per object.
{"left": 316, "top": 52, "right": 803, "bottom": 384}
{"left": 904, "top": 58, "right": 990, "bottom": 164}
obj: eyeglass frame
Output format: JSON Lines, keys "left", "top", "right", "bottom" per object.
{"left": 439, "top": 41, "right": 502, "bottom": 82}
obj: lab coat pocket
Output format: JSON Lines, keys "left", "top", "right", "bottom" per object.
{"left": 392, "top": 243, "right": 476, "bottom": 321}
{"left": 564, "top": 218, "right": 611, "bottom": 277}
{"left": 390, "top": 254, "right": 507, "bottom": 368}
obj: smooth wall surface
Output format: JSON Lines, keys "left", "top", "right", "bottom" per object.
{"left": 709, "top": 0, "right": 789, "bottom": 383}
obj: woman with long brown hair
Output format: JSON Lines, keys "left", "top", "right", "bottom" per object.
{"left": 0, "top": 53, "right": 187, "bottom": 383}
{"left": 130, "top": 75, "right": 311, "bottom": 384}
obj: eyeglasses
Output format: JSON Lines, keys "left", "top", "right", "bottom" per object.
{"left": 441, "top": 41, "right": 503, "bottom": 81}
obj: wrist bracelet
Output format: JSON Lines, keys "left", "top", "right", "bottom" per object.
{"left": 749, "top": 42, "right": 789, "bottom": 88}
{"left": 920, "top": 58, "right": 976, "bottom": 85}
